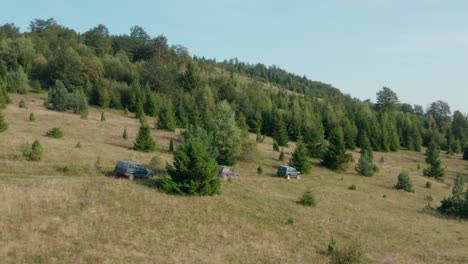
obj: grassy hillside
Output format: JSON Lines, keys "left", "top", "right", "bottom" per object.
{"left": 1, "top": 94, "right": 468, "bottom": 264}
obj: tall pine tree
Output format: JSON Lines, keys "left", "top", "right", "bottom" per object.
{"left": 157, "top": 99, "right": 177, "bottom": 131}
{"left": 321, "top": 126, "right": 349, "bottom": 170}
{"left": 423, "top": 142, "right": 445, "bottom": 179}
{"left": 289, "top": 138, "right": 311, "bottom": 174}
{"left": 134, "top": 124, "right": 156, "bottom": 152}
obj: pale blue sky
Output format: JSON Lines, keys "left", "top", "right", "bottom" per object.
{"left": 2, "top": 0, "right": 468, "bottom": 113}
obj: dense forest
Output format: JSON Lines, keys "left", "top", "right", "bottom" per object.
{"left": 1, "top": 18, "right": 468, "bottom": 164}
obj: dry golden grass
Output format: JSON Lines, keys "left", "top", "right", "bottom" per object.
{"left": 1, "top": 94, "right": 467, "bottom": 264}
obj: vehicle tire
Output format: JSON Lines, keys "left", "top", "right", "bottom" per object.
{"left": 287, "top": 174, "right": 291, "bottom": 180}
{"left": 296, "top": 175, "right": 300, "bottom": 180}
{"left": 128, "top": 174, "right": 135, "bottom": 181}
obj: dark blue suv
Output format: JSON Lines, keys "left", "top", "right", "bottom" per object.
{"left": 114, "top": 160, "right": 154, "bottom": 180}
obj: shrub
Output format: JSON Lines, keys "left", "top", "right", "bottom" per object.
{"left": 124, "top": 107, "right": 128, "bottom": 115}
{"left": 18, "top": 99, "right": 27, "bottom": 109}
{"left": 122, "top": 128, "right": 128, "bottom": 140}
{"left": 149, "top": 155, "right": 161, "bottom": 169}
{"left": 273, "top": 142, "right": 280, "bottom": 151}
{"left": 164, "top": 138, "right": 220, "bottom": 195}
{"left": 286, "top": 216, "right": 295, "bottom": 225}
{"left": 0, "top": 111, "right": 8, "bottom": 132}
{"left": 21, "top": 140, "right": 42, "bottom": 161}
{"left": 330, "top": 243, "right": 366, "bottom": 264}
{"left": 46, "top": 127, "right": 64, "bottom": 138}
{"left": 355, "top": 150, "right": 377, "bottom": 177}
{"left": 257, "top": 164, "right": 263, "bottom": 175}
{"left": 29, "top": 112, "right": 36, "bottom": 122}
{"left": 328, "top": 237, "right": 337, "bottom": 253}
{"left": 134, "top": 124, "right": 156, "bottom": 152}
{"left": 75, "top": 142, "right": 82, "bottom": 148}
{"left": 426, "top": 181, "right": 432, "bottom": 189}
{"left": 298, "top": 190, "right": 317, "bottom": 207}
{"left": 169, "top": 139, "right": 174, "bottom": 152}
{"left": 395, "top": 171, "right": 414, "bottom": 193}
{"left": 348, "top": 185, "right": 357, "bottom": 191}
{"left": 279, "top": 148, "right": 285, "bottom": 161}
{"left": 101, "top": 111, "right": 106, "bottom": 122}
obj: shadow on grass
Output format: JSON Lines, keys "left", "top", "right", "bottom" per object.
{"left": 106, "top": 142, "right": 133, "bottom": 150}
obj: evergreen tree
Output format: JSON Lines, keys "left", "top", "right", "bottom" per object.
{"left": 355, "top": 150, "right": 377, "bottom": 177}
{"left": 135, "top": 100, "right": 145, "bottom": 120}
{"left": 179, "top": 62, "right": 200, "bottom": 92}
{"left": 463, "top": 144, "right": 468, "bottom": 161}
{"left": 213, "top": 101, "right": 242, "bottom": 165}
{"left": 358, "top": 130, "right": 373, "bottom": 159}
{"left": 438, "top": 174, "right": 467, "bottom": 217}
{"left": 169, "top": 138, "right": 174, "bottom": 152}
{"left": 48, "top": 80, "right": 68, "bottom": 111}
{"left": 144, "top": 89, "right": 157, "bottom": 116}
{"left": 0, "top": 111, "right": 8, "bottom": 132}
{"left": 289, "top": 138, "right": 311, "bottom": 174}
{"left": 395, "top": 171, "right": 414, "bottom": 192}
{"left": 273, "top": 114, "right": 289, "bottom": 147}
{"left": 134, "top": 124, "right": 156, "bottom": 152}
{"left": 321, "top": 126, "right": 350, "bottom": 170}
{"left": 279, "top": 148, "right": 285, "bottom": 161}
{"left": 122, "top": 128, "right": 128, "bottom": 140}
{"left": 157, "top": 99, "right": 177, "bottom": 131}
{"left": 423, "top": 142, "right": 445, "bottom": 179}
{"left": 165, "top": 138, "right": 220, "bottom": 195}
{"left": 0, "top": 81, "right": 10, "bottom": 109}
{"left": 100, "top": 111, "right": 106, "bottom": 122}
{"left": 124, "top": 107, "right": 128, "bottom": 116}
{"left": 29, "top": 112, "right": 35, "bottom": 122}
{"left": 452, "top": 174, "right": 465, "bottom": 200}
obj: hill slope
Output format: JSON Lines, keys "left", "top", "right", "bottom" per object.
{"left": 1, "top": 94, "right": 468, "bottom": 264}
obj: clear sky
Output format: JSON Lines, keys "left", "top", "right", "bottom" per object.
{"left": 2, "top": 0, "right": 468, "bottom": 113}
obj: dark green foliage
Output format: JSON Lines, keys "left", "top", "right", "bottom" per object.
{"left": 395, "top": 171, "right": 414, "bottom": 192}
{"left": 452, "top": 174, "right": 465, "bottom": 200}
{"left": 328, "top": 237, "right": 337, "bottom": 253}
{"left": 286, "top": 216, "right": 295, "bottom": 225}
{"left": 355, "top": 150, "right": 377, "bottom": 177}
{"left": 0, "top": 82, "right": 11, "bottom": 109}
{"left": 157, "top": 100, "right": 177, "bottom": 131}
{"left": 122, "top": 128, "right": 128, "bottom": 140}
{"left": 0, "top": 111, "right": 8, "bottom": 132}
{"left": 29, "top": 112, "right": 35, "bottom": 122}
{"left": 22, "top": 140, "right": 42, "bottom": 161}
{"left": 273, "top": 142, "right": 280, "bottom": 151}
{"left": 100, "top": 111, "right": 106, "bottom": 122}
{"left": 66, "top": 90, "right": 89, "bottom": 118}
{"left": 257, "top": 164, "right": 263, "bottom": 175}
{"left": 279, "top": 148, "right": 285, "bottom": 161}
{"left": 18, "top": 99, "right": 27, "bottom": 108}
{"left": 182, "top": 125, "right": 218, "bottom": 159}
{"left": 329, "top": 243, "right": 366, "bottom": 264}
{"left": 273, "top": 114, "right": 289, "bottom": 147}
{"left": 45, "top": 127, "right": 63, "bottom": 138}
{"left": 169, "top": 139, "right": 174, "bottom": 152}
{"left": 426, "top": 181, "right": 432, "bottom": 189}
{"left": 179, "top": 62, "right": 200, "bottom": 92}
{"left": 123, "top": 107, "right": 129, "bottom": 116}
{"left": 164, "top": 139, "right": 220, "bottom": 196}
{"left": 438, "top": 174, "right": 467, "bottom": 218}
{"left": 348, "top": 185, "right": 357, "bottom": 190}
{"left": 134, "top": 124, "right": 156, "bottom": 152}
{"left": 321, "top": 126, "right": 350, "bottom": 170}
{"left": 297, "top": 190, "right": 316, "bottom": 207}
{"left": 289, "top": 139, "right": 311, "bottom": 174}
{"left": 357, "top": 131, "right": 372, "bottom": 158}
{"left": 463, "top": 145, "right": 468, "bottom": 161}
{"left": 423, "top": 142, "right": 445, "bottom": 179}
{"left": 76, "top": 141, "right": 82, "bottom": 148}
